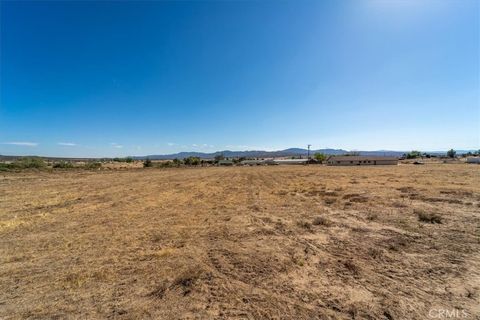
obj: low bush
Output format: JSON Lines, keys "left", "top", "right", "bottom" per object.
{"left": 83, "top": 161, "right": 102, "bottom": 170}
{"left": 1, "top": 157, "right": 47, "bottom": 170}
{"left": 53, "top": 161, "right": 74, "bottom": 169}
{"left": 159, "top": 161, "right": 178, "bottom": 168}
{"left": 143, "top": 158, "right": 153, "bottom": 168}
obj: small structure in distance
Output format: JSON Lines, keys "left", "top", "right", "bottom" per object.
{"left": 466, "top": 157, "right": 480, "bottom": 164}
{"left": 217, "top": 160, "right": 234, "bottom": 166}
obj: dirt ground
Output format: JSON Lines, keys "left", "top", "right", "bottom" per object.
{"left": 1, "top": 164, "right": 479, "bottom": 319}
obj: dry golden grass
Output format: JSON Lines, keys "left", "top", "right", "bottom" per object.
{"left": 1, "top": 164, "right": 479, "bottom": 319}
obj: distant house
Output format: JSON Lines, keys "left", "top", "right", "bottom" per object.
{"left": 273, "top": 159, "right": 311, "bottom": 165}
{"left": 217, "top": 160, "right": 234, "bottom": 166}
{"left": 466, "top": 157, "right": 480, "bottom": 164}
{"left": 326, "top": 156, "right": 398, "bottom": 166}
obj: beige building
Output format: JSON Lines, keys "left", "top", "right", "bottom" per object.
{"left": 327, "top": 156, "right": 398, "bottom": 166}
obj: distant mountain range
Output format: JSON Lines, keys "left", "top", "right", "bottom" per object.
{"left": 133, "top": 148, "right": 458, "bottom": 160}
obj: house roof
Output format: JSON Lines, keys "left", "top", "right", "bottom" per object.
{"left": 273, "top": 159, "right": 309, "bottom": 163}
{"left": 328, "top": 156, "right": 398, "bottom": 162}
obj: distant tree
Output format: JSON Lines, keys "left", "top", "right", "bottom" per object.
{"left": 113, "top": 157, "right": 133, "bottom": 163}
{"left": 447, "top": 149, "right": 456, "bottom": 158}
{"left": 172, "top": 158, "right": 181, "bottom": 166}
{"left": 214, "top": 154, "right": 225, "bottom": 162}
{"left": 313, "top": 153, "right": 327, "bottom": 163}
{"left": 406, "top": 151, "right": 422, "bottom": 159}
{"left": 184, "top": 156, "right": 200, "bottom": 166}
{"left": 143, "top": 158, "right": 153, "bottom": 168}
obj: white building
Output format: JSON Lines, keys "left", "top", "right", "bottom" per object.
{"left": 466, "top": 157, "right": 480, "bottom": 164}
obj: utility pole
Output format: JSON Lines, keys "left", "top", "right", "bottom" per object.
{"left": 307, "top": 144, "right": 311, "bottom": 160}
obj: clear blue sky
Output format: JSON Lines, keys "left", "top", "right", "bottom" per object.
{"left": 1, "top": 0, "right": 478, "bottom": 157}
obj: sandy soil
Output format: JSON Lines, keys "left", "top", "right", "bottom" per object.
{"left": 1, "top": 165, "right": 479, "bottom": 319}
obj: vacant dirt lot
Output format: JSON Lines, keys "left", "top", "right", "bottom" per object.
{"left": 1, "top": 165, "right": 479, "bottom": 319}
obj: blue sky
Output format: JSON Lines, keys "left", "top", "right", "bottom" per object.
{"left": 1, "top": 0, "right": 478, "bottom": 157}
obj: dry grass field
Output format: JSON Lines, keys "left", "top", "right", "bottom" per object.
{"left": 1, "top": 164, "right": 479, "bottom": 319}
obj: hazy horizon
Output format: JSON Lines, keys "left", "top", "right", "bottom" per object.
{"left": 1, "top": 0, "right": 479, "bottom": 157}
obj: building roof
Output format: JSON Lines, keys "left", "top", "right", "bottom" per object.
{"left": 273, "top": 159, "right": 309, "bottom": 163}
{"left": 328, "top": 156, "right": 398, "bottom": 162}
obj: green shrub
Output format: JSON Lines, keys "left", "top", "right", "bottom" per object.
{"left": 10, "top": 157, "right": 46, "bottom": 169}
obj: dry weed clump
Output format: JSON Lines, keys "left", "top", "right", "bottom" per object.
{"left": 368, "top": 247, "right": 383, "bottom": 260}
{"left": 312, "top": 216, "right": 332, "bottom": 227}
{"left": 366, "top": 211, "right": 378, "bottom": 221}
{"left": 297, "top": 220, "right": 313, "bottom": 231}
{"left": 149, "top": 268, "right": 205, "bottom": 299}
{"left": 391, "top": 201, "right": 407, "bottom": 208}
{"left": 324, "top": 197, "right": 336, "bottom": 205}
{"left": 387, "top": 235, "right": 410, "bottom": 252}
{"left": 415, "top": 209, "right": 442, "bottom": 224}
{"left": 343, "top": 259, "right": 360, "bottom": 276}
